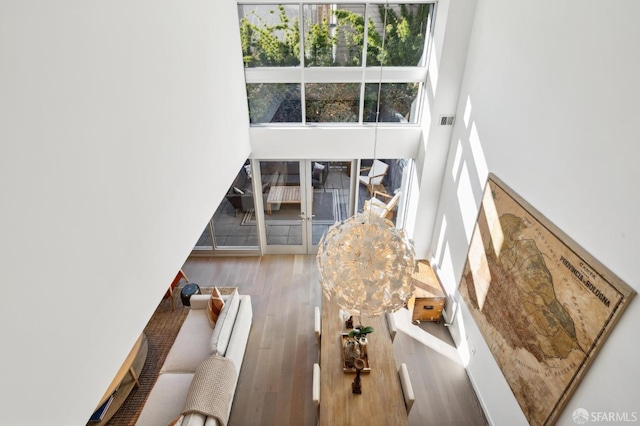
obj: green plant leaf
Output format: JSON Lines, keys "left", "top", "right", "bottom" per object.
{"left": 348, "top": 326, "right": 375, "bottom": 338}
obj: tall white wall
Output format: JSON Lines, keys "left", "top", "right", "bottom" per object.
{"left": 411, "top": 0, "right": 478, "bottom": 258}
{"left": 430, "top": 0, "right": 640, "bottom": 424}
{"left": 0, "top": 1, "right": 250, "bottom": 424}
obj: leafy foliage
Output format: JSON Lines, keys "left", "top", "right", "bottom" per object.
{"left": 247, "top": 83, "right": 301, "bottom": 123}
{"left": 348, "top": 326, "right": 375, "bottom": 339}
{"left": 239, "top": 4, "right": 430, "bottom": 122}
{"left": 335, "top": 4, "right": 430, "bottom": 66}
{"left": 364, "top": 82, "right": 419, "bottom": 122}
{"left": 306, "top": 83, "right": 360, "bottom": 122}
{"left": 241, "top": 4, "right": 429, "bottom": 67}
{"left": 376, "top": 4, "right": 430, "bottom": 66}
{"left": 240, "top": 5, "right": 300, "bottom": 67}
{"left": 305, "top": 17, "right": 336, "bottom": 66}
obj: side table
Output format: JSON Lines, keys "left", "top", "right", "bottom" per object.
{"left": 180, "top": 283, "right": 201, "bottom": 307}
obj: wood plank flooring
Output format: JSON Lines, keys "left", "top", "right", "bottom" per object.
{"left": 181, "top": 255, "right": 487, "bottom": 426}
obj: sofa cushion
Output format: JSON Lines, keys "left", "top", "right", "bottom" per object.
{"left": 160, "top": 310, "right": 214, "bottom": 373}
{"left": 210, "top": 289, "right": 240, "bottom": 356}
{"left": 135, "top": 372, "right": 195, "bottom": 426}
{"left": 224, "top": 296, "right": 253, "bottom": 375}
{"left": 180, "top": 414, "right": 220, "bottom": 426}
{"left": 206, "top": 287, "right": 225, "bottom": 328}
{"left": 181, "top": 413, "right": 207, "bottom": 426}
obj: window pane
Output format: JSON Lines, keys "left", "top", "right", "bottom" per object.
{"left": 247, "top": 83, "right": 302, "bottom": 124}
{"left": 238, "top": 4, "right": 301, "bottom": 67}
{"left": 364, "top": 83, "right": 420, "bottom": 123}
{"left": 208, "top": 161, "right": 259, "bottom": 249}
{"left": 306, "top": 83, "right": 360, "bottom": 123}
{"left": 367, "top": 4, "right": 430, "bottom": 66}
{"left": 303, "top": 4, "right": 365, "bottom": 67}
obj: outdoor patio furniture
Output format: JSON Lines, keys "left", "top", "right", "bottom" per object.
{"left": 358, "top": 160, "right": 389, "bottom": 194}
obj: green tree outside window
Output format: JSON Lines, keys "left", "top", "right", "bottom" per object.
{"left": 239, "top": 3, "right": 430, "bottom": 123}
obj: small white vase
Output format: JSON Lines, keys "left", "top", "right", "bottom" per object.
{"left": 358, "top": 336, "right": 368, "bottom": 357}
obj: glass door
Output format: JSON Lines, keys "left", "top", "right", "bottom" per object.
{"left": 192, "top": 159, "right": 260, "bottom": 255}
{"left": 259, "top": 160, "right": 306, "bottom": 254}
{"left": 306, "top": 160, "right": 353, "bottom": 253}
{"left": 259, "top": 160, "right": 354, "bottom": 254}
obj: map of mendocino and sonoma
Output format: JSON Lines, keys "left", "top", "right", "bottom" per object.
{"left": 459, "top": 175, "right": 635, "bottom": 426}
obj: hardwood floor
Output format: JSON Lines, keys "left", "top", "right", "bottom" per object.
{"left": 181, "top": 255, "right": 487, "bottom": 426}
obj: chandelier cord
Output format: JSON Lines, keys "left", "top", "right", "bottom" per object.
{"left": 369, "top": 0, "right": 389, "bottom": 221}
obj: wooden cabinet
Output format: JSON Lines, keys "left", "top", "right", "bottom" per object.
{"left": 407, "top": 260, "right": 446, "bottom": 323}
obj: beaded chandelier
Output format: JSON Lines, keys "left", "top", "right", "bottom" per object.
{"left": 317, "top": 213, "right": 415, "bottom": 317}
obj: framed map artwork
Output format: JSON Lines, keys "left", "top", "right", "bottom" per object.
{"left": 458, "top": 174, "right": 635, "bottom": 426}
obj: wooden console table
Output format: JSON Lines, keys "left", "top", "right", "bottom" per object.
{"left": 87, "top": 333, "right": 148, "bottom": 425}
{"left": 319, "top": 295, "right": 408, "bottom": 425}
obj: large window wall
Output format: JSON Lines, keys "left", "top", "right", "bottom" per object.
{"left": 193, "top": 157, "right": 414, "bottom": 255}
{"left": 239, "top": 3, "right": 433, "bottom": 125}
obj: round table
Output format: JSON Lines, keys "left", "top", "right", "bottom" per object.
{"left": 180, "top": 283, "right": 201, "bottom": 307}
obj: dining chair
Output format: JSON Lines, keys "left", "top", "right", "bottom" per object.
{"left": 386, "top": 311, "right": 397, "bottom": 342}
{"left": 314, "top": 306, "right": 321, "bottom": 362}
{"left": 313, "top": 363, "right": 321, "bottom": 415}
{"left": 399, "top": 363, "right": 415, "bottom": 414}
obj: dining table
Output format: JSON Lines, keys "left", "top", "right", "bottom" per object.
{"left": 319, "top": 294, "right": 409, "bottom": 425}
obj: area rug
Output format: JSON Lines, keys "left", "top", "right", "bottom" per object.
{"left": 241, "top": 188, "right": 342, "bottom": 226}
{"left": 105, "top": 287, "right": 235, "bottom": 425}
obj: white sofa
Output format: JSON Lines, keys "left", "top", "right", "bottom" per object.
{"left": 136, "top": 290, "right": 253, "bottom": 426}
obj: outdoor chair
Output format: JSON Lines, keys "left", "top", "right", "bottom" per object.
{"left": 312, "top": 162, "right": 329, "bottom": 192}
{"left": 358, "top": 160, "right": 389, "bottom": 194}
{"left": 363, "top": 190, "right": 401, "bottom": 220}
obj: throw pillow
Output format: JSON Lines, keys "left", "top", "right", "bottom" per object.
{"left": 210, "top": 288, "right": 240, "bottom": 356}
{"left": 232, "top": 186, "right": 244, "bottom": 195}
{"left": 206, "top": 287, "right": 225, "bottom": 328}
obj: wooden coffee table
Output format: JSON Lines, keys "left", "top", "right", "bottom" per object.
{"left": 266, "top": 185, "right": 300, "bottom": 214}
